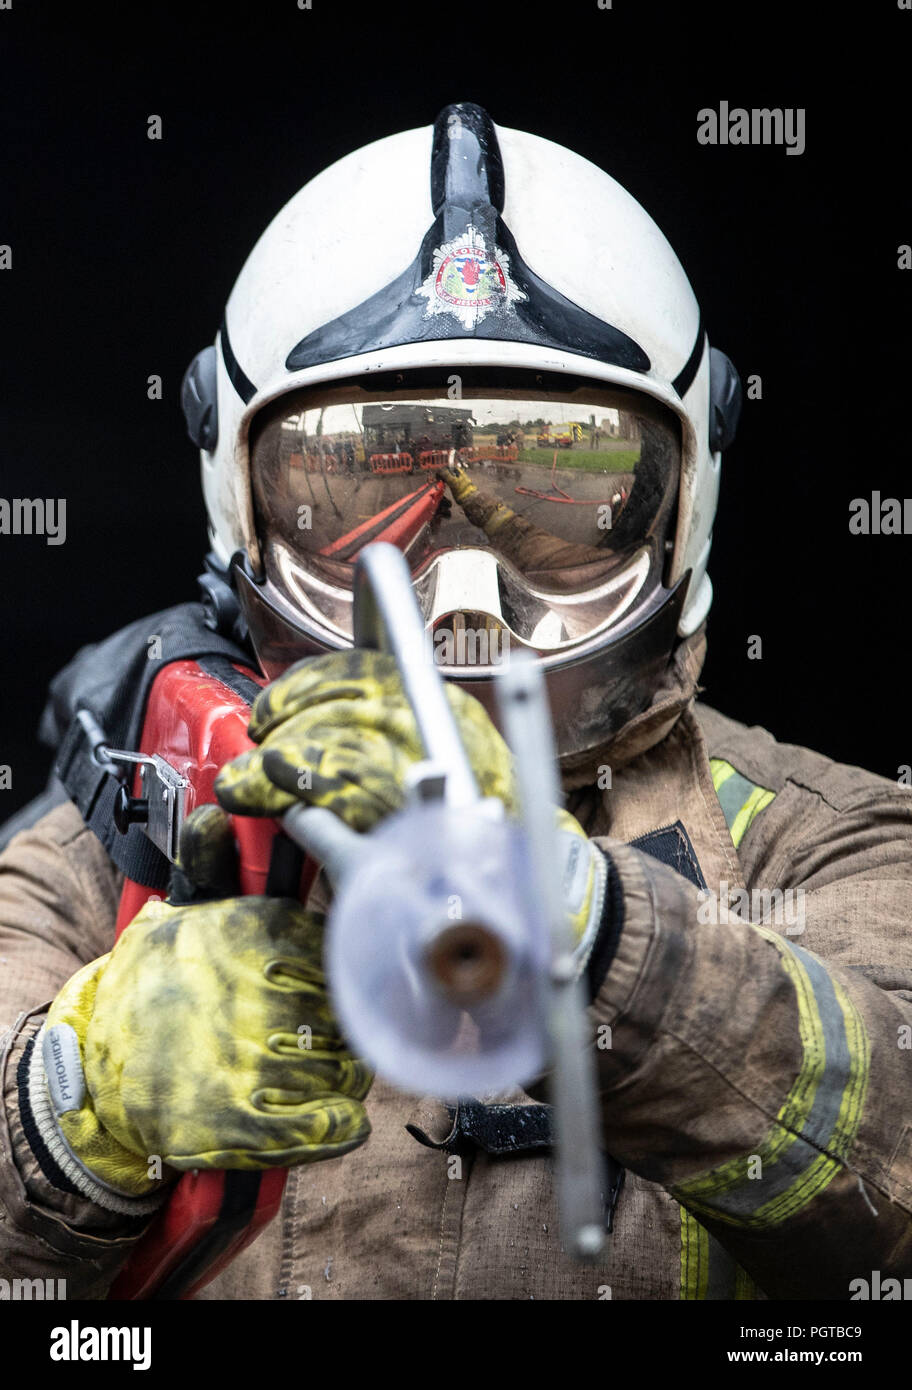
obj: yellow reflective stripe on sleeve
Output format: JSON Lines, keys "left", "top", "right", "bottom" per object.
{"left": 673, "top": 929, "right": 825, "bottom": 1206}
{"left": 680, "top": 1206, "right": 709, "bottom": 1299}
{"left": 679, "top": 1206, "right": 757, "bottom": 1299}
{"left": 671, "top": 928, "right": 870, "bottom": 1229}
{"left": 736, "top": 970, "right": 870, "bottom": 1228}
{"left": 709, "top": 757, "right": 776, "bottom": 847}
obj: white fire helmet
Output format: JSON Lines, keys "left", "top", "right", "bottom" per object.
{"left": 182, "top": 103, "right": 742, "bottom": 762}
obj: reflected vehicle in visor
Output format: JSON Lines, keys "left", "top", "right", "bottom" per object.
{"left": 242, "top": 370, "right": 682, "bottom": 677}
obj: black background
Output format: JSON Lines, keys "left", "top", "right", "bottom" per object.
{"left": 1, "top": 0, "right": 909, "bottom": 816}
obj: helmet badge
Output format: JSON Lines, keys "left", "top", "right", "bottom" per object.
{"left": 417, "top": 223, "right": 526, "bottom": 330}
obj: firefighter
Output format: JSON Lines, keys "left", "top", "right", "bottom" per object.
{"left": 1, "top": 102, "right": 910, "bottom": 1302}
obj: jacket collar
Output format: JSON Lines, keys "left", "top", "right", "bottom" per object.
{"left": 560, "top": 626, "right": 707, "bottom": 791}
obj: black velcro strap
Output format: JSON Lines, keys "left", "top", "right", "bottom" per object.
{"left": 407, "top": 1099, "right": 553, "bottom": 1157}
{"left": 629, "top": 819, "right": 707, "bottom": 890}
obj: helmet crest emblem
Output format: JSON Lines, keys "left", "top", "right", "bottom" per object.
{"left": 417, "top": 224, "right": 526, "bottom": 330}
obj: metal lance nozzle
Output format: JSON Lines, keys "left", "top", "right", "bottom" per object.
{"left": 281, "top": 542, "right": 604, "bottom": 1261}
{"left": 424, "top": 922, "right": 510, "bottom": 1004}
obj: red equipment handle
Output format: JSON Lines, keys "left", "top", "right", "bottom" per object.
{"left": 107, "top": 659, "right": 316, "bottom": 1299}
{"left": 108, "top": 1168, "right": 287, "bottom": 1301}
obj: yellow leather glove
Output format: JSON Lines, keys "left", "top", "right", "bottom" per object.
{"left": 214, "top": 648, "right": 519, "bottom": 827}
{"left": 32, "top": 806, "right": 371, "bottom": 1209}
{"left": 215, "top": 650, "right": 607, "bottom": 959}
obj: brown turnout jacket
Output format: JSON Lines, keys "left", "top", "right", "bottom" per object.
{"left": 1, "top": 640, "right": 911, "bottom": 1300}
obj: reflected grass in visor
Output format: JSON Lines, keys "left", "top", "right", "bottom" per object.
{"left": 250, "top": 385, "right": 680, "bottom": 652}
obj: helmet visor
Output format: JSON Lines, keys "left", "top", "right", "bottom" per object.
{"left": 249, "top": 375, "right": 681, "bottom": 658}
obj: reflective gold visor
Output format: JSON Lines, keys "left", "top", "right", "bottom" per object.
{"left": 249, "top": 376, "right": 681, "bottom": 656}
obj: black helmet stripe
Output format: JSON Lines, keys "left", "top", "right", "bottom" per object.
{"left": 286, "top": 103, "right": 650, "bottom": 377}
{"left": 430, "top": 101, "right": 505, "bottom": 220}
{"left": 220, "top": 316, "right": 257, "bottom": 404}
{"left": 671, "top": 315, "right": 706, "bottom": 400}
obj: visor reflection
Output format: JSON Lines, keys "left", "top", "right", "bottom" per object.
{"left": 251, "top": 385, "right": 680, "bottom": 660}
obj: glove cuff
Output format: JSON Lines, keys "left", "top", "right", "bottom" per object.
{"left": 26, "top": 1023, "right": 166, "bottom": 1216}
{"left": 583, "top": 850, "right": 627, "bottom": 1002}
{"left": 554, "top": 808, "right": 610, "bottom": 977}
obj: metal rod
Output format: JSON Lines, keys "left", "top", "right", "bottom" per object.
{"left": 282, "top": 804, "right": 367, "bottom": 889}
{"left": 352, "top": 543, "right": 479, "bottom": 808}
{"left": 497, "top": 652, "right": 606, "bottom": 1261}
